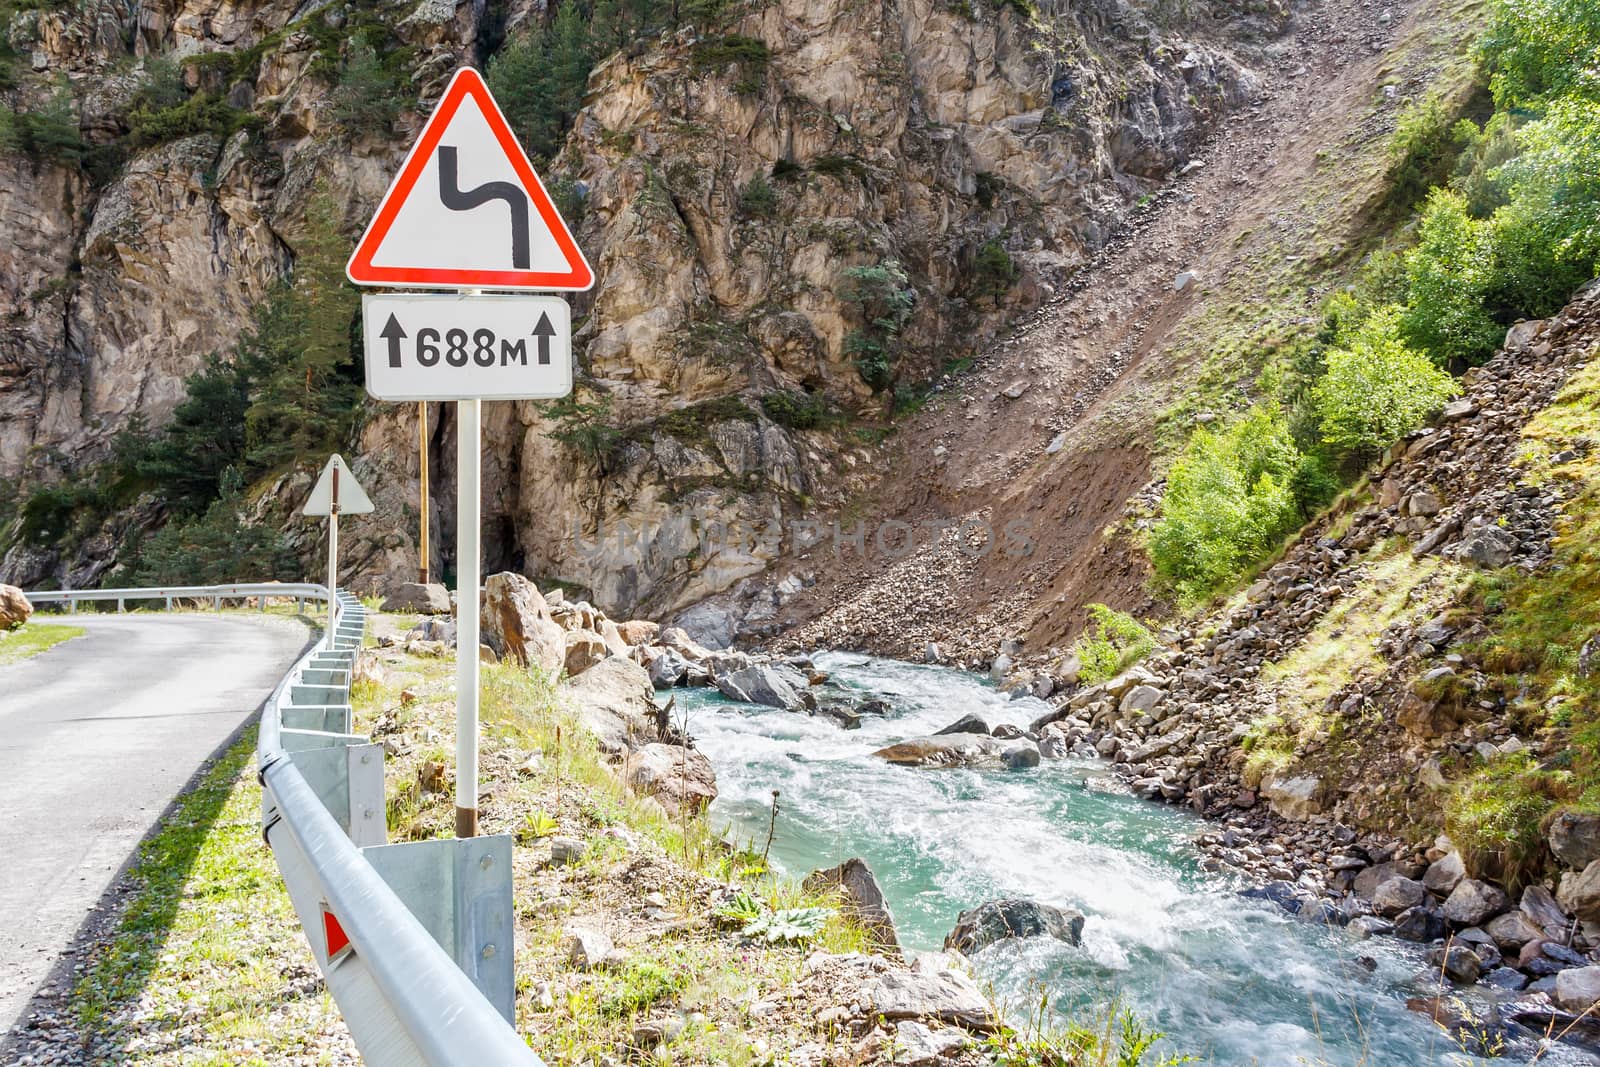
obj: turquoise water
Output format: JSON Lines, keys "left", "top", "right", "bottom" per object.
{"left": 683, "top": 654, "right": 1585, "bottom": 1066}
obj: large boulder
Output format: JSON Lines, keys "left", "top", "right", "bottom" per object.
{"left": 1548, "top": 811, "right": 1600, "bottom": 871}
{"left": 872, "top": 735, "right": 1004, "bottom": 769}
{"left": 1373, "top": 877, "right": 1428, "bottom": 918}
{"left": 1555, "top": 966, "right": 1600, "bottom": 1014}
{"left": 616, "top": 620, "right": 660, "bottom": 646}
{"left": 1558, "top": 859, "right": 1600, "bottom": 922}
{"left": 804, "top": 858, "right": 900, "bottom": 956}
{"left": 864, "top": 962, "right": 993, "bottom": 1031}
{"left": 0, "top": 584, "right": 33, "bottom": 631}
{"left": 1261, "top": 775, "right": 1324, "bottom": 820}
{"left": 1442, "top": 879, "right": 1510, "bottom": 927}
{"left": 934, "top": 714, "right": 991, "bottom": 736}
{"left": 623, "top": 743, "right": 717, "bottom": 817}
{"left": 558, "top": 656, "right": 659, "bottom": 753}
{"left": 1486, "top": 910, "right": 1545, "bottom": 952}
{"left": 1423, "top": 852, "right": 1466, "bottom": 895}
{"left": 715, "top": 664, "right": 810, "bottom": 711}
{"left": 482, "top": 572, "right": 566, "bottom": 673}
{"left": 944, "top": 899, "right": 1085, "bottom": 954}
{"left": 380, "top": 582, "right": 451, "bottom": 615}
{"left": 564, "top": 630, "right": 610, "bottom": 677}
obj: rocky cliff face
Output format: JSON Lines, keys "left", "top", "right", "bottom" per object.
{"left": 0, "top": 0, "right": 1274, "bottom": 610}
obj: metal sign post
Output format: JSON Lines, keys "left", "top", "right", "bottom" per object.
{"left": 454, "top": 399, "right": 481, "bottom": 838}
{"left": 346, "top": 66, "right": 593, "bottom": 837}
{"left": 419, "top": 402, "right": 430, "bottom": 585}
{"left": 304, "top": 455, "right": 376, "bottom": 649}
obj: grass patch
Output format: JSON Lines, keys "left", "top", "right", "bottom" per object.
{"left": 0, "top": 621, "right": 85, "bottom": 665}
{"left": 70, "top": 728, "right": 347, "bottom": 1058}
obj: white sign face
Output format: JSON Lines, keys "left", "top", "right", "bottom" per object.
{"left": 304, "top": 454, "right": 375, "bottom": 516}
{"left": 361, "top": 293, "right": 573, "bottom": 402}
{"left": 346, "top": 68, "right": 593, "bottom": 292}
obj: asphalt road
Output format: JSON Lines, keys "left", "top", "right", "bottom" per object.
{"left": 0, "top": 612, "right": 311, "bottom": 1035}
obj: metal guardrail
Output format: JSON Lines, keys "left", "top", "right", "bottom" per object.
{"left": 24, "top": 583, "right": 539, "bottom": 1066}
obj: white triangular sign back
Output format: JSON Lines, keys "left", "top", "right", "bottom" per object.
{"left": 304, "top": 455, "right": 375, "bottom": 516}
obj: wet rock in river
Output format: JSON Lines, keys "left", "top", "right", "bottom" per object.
{"left": 944, "top": 898, "right": 1085, "bottom": 954}
{"left": 934, "top": 713, "right": 991, "bottom": 736}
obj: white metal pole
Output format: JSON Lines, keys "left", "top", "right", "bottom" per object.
{"left": 328, "top": 511, "right": 339, "bottom": 649}
{"left": 455, "top": 398, "right": 481, "bottom": 838}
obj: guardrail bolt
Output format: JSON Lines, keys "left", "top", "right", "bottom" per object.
{"left": 481, "top": 943, "right": 496, "bottom": 960}
{"left": 480, "top": 854, "right": 494, "bottom": 871}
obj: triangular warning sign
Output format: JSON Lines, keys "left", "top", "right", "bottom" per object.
{"left": 346, "top": 67, "right": 594, "bottom": 292}
{"left": 303, "top": 454, "right": 375, "bottom": 516}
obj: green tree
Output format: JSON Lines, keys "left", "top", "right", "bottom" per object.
{"left": 1312, "top": 307, "right": 1459, "bottom": 461}
{"left": 242, "top": 189, "right": 362, "bottom": 471}
{"left": 1149, "top": 404, "right": 1309, "bottom": 604}
{"left": 837, "top": 260, "right": 915, "bottom": 392}
{"left": 542, "top": 392, "right": 623, "bottom": 476}
{"left": 124, "top": 468, "right": 298, "bottom": 585}
{"left": 134, "top": 354, "right": 252, "bottom": 515}
{"left": 1400, "top": 190, "right": 1504, "bottom": 366}
{"left": 330, "top": 40, "right": 402, "bottom": 138}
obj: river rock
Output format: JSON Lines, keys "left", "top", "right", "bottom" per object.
{"left": 1354, "top": 861, "right": 1424, "bottom": 900}
{"left": 1119, "top": 684, "right": 1163, "bottom": 716}
{"left": 934, "top": 714, "right": 991, "bottom": 736}
{"left": 558, "top": 656, "right": 658, "bottom": 753}
{"left": 1558, "top": 860, "right": 1600, "bottom": 922}
{"left": 1522, "top": 884, "right": 1572, "bottom": 931}
{"left": 381, "top": 581, "right": 451, "bottom": 614}
{"left": 814, "top": 704, "right": 862, "bottom": 730}
{"left": 805, "top": 858, "right": 900, "bottom": 956}
{"left": 865, "top": 964, "right": 993, "bottom": 1030}
{"left": 944, "top": 899, "right": 1085, "bottom": 954}
{"left": 1373, "top": 877, "right": 1428, "bottom": 917}
{"left": 1549, "top": 812, "right": 1600, "bottom": 871}
{"left": 1443, "top": 879, "right": 1510, "bottom": 927}
{"left": 1423, "top": 852, "right": 1466, "bottom": 895}
{"left": 1001, "top": 743, "right": 1041, "bottom": 770}
{"left": 716, "top": 664, "right": 809, "bottom": 711}
{"left": 1261, "top": 775, "right": 1324, "bottom": 820}
{"left": 482, "top": 572, "right": 566, "bottom": 672}
{"left": 1426, "top": 943, "right": 1483, "bottom": 984}
{"left": 872, "top": 735, "right": 1003, "bottom": 768}
{"left": 892, "top": 1020, "right": 966, "bottom": 1065}
{"left": 659, "top": 626, "right": 713, "bottom": 661}
{"left": 623, "top": 743, "right": 718, "bottom": 817}
{"left": 641, "top": 645, "right": 691, "bottom": 687}
{"left": 1393, "top": 906, "right": 1447, "bottom": 942}
{"left": 0, "top": 584, "right": 32, "bottom": 630}
{"left": 1486, "top": 910, "right": 1545, "bottom": 952}
{"left": 1555, "top": 966, "right": 1600, "bottom": 1013}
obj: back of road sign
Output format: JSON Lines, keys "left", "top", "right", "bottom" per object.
{"left": 346, "top": 67, "right": 593, "bottom": 292}
{"left": 304, "top": 455, "right": 375, "bottom": 516}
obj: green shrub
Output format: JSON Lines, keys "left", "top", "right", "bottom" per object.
{"left": 760, "top": 390, "right": 828, "bottom": 430}
{"left": 837, "top": 260, "right": 915, "bottom": 393}
{"left": 1443, "top": 753, "right": 1560, "bottom": 890}
{"left": 542, "top": 392, "right": 623, "bottom": 475}
{"left": 1386, "top": 91, "right": 1475, "bottom": 214}
{"left": 1400, "top": 190, "right": 1504, "bottom": 366}
{"left": 0, "top": 80, "right": 83, "bottom": 165}
{"left": 119, "top": 468, "right": 297, "bottom": 587}
{"left": 969, "top": 238, "right": 1018, "bottom": 304}
{"left": 1312, "top": 306, "right": 1459, "bottom": 461}
{"left": 1149, "top": 404, "right": 1318, "bottom": 604}
{"left": 739, "top": 173, "right": 777, "bottom": 217}
{"left": 1072, "top": 605, "right": 1156, "bottom": 685}
{"left": 127, "top": 91, "right": 255, "bottom": 148}
{"left": 690, "top": 35, "right": 770, "bottom": 93}
{"left": 329, "top": 40, "right": 402, "bottom": 138}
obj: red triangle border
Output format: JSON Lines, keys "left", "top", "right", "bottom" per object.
{"left": 346, "top": 67, "right": 594, "bottom": 292}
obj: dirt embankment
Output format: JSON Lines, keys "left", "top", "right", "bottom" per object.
{"left": 767, "top": 0, "right": 1483, "bottom": 665}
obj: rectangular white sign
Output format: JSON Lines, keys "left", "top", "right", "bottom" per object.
{"left": 360, "top": 293, "right": 573, "bottom": 401}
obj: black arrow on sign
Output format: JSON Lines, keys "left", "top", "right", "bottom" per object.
{"left": 533, "top": 311, "right": 555, "bottom": 365}
{"left": 380, "top": 314, "right": 407, "bottom": 368}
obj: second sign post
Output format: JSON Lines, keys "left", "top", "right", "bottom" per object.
{"left": 347, "top": 66, "right": 593, "bottom": 838}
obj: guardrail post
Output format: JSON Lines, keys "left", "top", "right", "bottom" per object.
{"left": 164, "top": 596, "right": 172, "bottom": 611}
{"left": 213, "top": 595, "right": 222, "bottom": 611}
{"left": 117, "top": 597, "right": 125, "bottom": 613}
{"left": 67, "top": 599, "right": 75, "bottom": 614}
{"left": 296, "top": 596, "right": 306, "bottom": 615}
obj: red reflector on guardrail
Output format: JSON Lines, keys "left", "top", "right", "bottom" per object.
{"left": 323, "top": 906, "right": 352, "bottom": 963}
